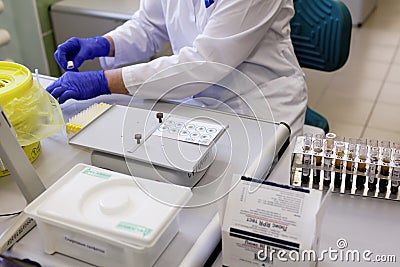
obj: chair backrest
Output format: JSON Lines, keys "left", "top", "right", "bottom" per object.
{"left": 290, "top": 0, "right": 352, "bottom": 72}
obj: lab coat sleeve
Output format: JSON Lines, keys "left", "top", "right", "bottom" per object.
{"left": 100, "top": 0, "right": 169, "bottom": 69}
{"left": 106, "top": 0, "right": 290, "bottom": 100}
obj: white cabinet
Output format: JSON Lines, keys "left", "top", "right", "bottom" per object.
{"left": 50, "top": 0, "right": 139, "bottom": 72}
{"left": 342, "top": 0, "right": 377, "bottom": 26}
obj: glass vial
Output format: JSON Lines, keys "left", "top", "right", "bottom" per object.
{"left": 312, "top": 133, "right": 324, "bottom": 188}
{"left": 323, "top": 133, "right": 336, "bottom": 188}
{"left": 391, "top": 143, "right": 400, "bottom": 195}
{"left": 379, "top": 141, "right": 391, "bottom": 193}
{"left": 356, "top": 138, "right": 368, "bottom": 191}
{"left": 334, "top": 137, "right": 345, "bottom": 189}
{"left": 301, "top": 133, "right": 312, "bottom": 185}
{"left": 345, "top": 138, "right": 357, "bottom": 192}
{"left": 368, "top": 139, "right": 379, "bottom": 193}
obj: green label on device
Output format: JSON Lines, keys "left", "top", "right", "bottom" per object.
{"left": 82, "top": 168, "right": 111, "bottom": 179}
{"left": 116, "top": 222, "right": 153, "bottom": 237}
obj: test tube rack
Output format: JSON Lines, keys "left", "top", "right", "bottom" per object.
{"left": 291, "top": 134, "right": 400, "bottom": 201}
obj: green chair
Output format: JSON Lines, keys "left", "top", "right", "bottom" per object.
{"left": 290, "top": 0, "right": 352, "bottom": 133}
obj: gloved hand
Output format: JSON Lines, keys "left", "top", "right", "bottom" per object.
{"left": 54, "top": 36, "right": 110, "bottom": 71}
{"left": 46, "top": 70, "right": 111, "bottom": 104}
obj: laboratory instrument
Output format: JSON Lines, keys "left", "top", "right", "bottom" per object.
{"left": 24, "top": 163, "right": 192, "bottom": 267}
{"left": 69, "top": 104, "right": 227, "bottom": 187}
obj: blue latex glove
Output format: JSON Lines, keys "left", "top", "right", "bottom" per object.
{"left": 54, "top": 36, "right": 110, "bottom": 71}
{"left": 205, "top": 0, "right": 214, "bottom": 8}
{"left": 46, "top": 70, "right": 110, "bottom": 104}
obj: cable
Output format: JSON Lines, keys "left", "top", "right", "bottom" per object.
{"left": 0, "top": 210, "right": 22, "bottom": 217}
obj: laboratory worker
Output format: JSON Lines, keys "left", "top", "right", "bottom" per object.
{"left": 47, "top": 0, "right": 307, "bottom": 137}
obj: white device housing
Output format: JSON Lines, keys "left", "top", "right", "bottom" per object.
{"left": 24, "top": 163, "right": 192, "bottom": 267}
{"left": 69, "top": 105, "right": 226, "bottom": 187}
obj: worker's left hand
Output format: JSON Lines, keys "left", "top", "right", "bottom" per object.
{"left": 46, "top": 70, "right": 110, "bottom": 104}
{"left": 54, "top": 36, "right": 110, "bottom": 71}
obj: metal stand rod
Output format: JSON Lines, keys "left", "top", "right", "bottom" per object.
{"left": 0, "top": 105, "right": 46, "bottom": 253}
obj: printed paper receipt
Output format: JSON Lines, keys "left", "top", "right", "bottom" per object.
{"left": 153, "top": 116, "right": 224, "bottom": 146}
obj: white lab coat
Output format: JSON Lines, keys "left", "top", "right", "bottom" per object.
{"left": 100, "top": 0, "right": 307, "bottom": 138}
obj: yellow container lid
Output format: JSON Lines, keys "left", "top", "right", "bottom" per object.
{"left": 0, "top": 61, "right": 33, "bottom": 106}
{"left": 0, "top": 61, "right": 64, "bottom": 147}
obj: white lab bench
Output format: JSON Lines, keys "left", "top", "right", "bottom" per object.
{"left": 1, "top": 75, "right": 399, "bottom": 266}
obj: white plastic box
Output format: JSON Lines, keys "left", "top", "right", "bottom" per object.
{"left": 222, "top": 176, "right": 329, "bottom": 267}
{"left": 24, "top": 164, "right": 192, "bottom": 267}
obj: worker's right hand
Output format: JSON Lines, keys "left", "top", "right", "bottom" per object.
{"left": 46, "top": 70, "right": 111, "bottom": 104}
{"left": 54, "top": 36, "right": 110, "bottom": 71}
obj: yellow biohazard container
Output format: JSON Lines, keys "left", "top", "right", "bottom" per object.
{"left": 0, "top": 61, "right": 64, "bottom": 177}
{"left": 0, "top": 61, "right": 34, "bottom": 104}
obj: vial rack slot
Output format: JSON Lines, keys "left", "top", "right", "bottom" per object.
{"left": 291, "top": 134, "right": 400, "bottom": 201}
